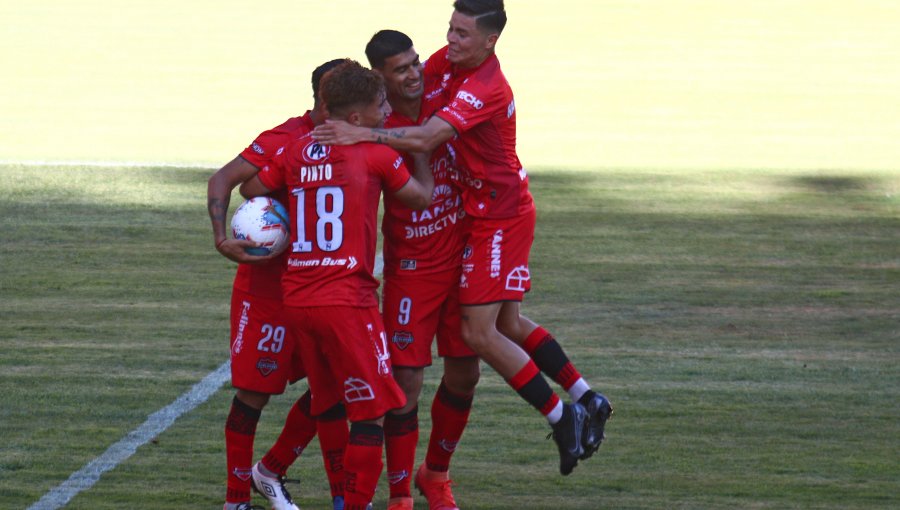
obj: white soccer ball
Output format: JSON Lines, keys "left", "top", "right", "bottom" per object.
{"left": 230, "top": 197, "right": 291, "bottom": 256}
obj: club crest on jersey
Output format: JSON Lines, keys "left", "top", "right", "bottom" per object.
{"left": 303, "top": 140, "right": 330, "bottom": 162}
{"left": 462, "top": 245, "right": 473, "bottom": 259}
{"left": 256, "top": 357, "right": 278, "bottom": 377}
{"left": 392, "top": 330, "right": 414, "bottom": 350}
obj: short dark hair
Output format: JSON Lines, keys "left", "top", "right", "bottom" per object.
{"left": 453, "top": 0, "right": 507, "bottom": 34}
{"left": 312, "top": 58, "right": 350, "bottom": 102}
{"left": 319, "top": 60, "right": 385, "bottom": 117}
{"left": 365, "top": 30, "right": 414, "bottom": 69}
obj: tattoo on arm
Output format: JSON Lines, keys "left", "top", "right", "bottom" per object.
{"left": 372, "top": 128, "right": 407, "bottom": 144}
{"left": 208, "top": 197, "right": 227, "bottom": 223}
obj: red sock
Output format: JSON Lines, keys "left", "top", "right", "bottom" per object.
{"left": 384, "top": 407, "right": 418, "bottom": 498}
{"left": 343, "top": 423, "right": 384, "bottom": 509}
{"left": 523, "top": 327, "right": 582, "bottom": 391}
{"left": 225, "top": 396, "right": 261, "bottom": 503}
{"left": 507, "top": 361, "right": 560, "bottom": 417}
{"left": 425, "top": 380, "right": 473, "bottom": 472}
{"left": 316, "top": 403, "right": 349, "bottom": 499}
{"left": 260, "top": 391, "right": 317, "bottom": 475}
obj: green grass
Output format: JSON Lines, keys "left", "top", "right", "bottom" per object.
{"left": 1, "top": 164, "right": 897, "bottom": 509}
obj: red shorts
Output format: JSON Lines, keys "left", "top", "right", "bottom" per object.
{"left": 459, "top": 209, "right": 535, "bottom": 305}
{"left": 285, "top": 305, "right": 407, "bottom": 421}
{"left": 382, "top": 268, "right": 475, "bottom": 368}
{"left": 229, "top": 289, "right": 305, "bottom": 394}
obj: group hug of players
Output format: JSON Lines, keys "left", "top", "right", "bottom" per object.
{"left": 207, "top": 2, "right": 612, "bottom": 510}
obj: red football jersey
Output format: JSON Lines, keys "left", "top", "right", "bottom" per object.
{"left": 381, "top": 102, "right": 465, "bottom": 277}
{"left": 427, "top": 46, "right": 535, "bottom": 219}
{"left": 257, "top": 134, "right": 412, "bottom": 307}
{"left": 232, "top": 113, "right": 315, "bottom": 299}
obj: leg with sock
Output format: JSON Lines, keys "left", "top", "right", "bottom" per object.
{"left": 317, "top": 402, "right": 350, "bottom": 508}
{"left": 224, "top": 395, "right": 262, "bottom": 509}
{"left": 343, "top": 422, "right": 385, "bottom": 510}
{"left": 519, "top": 324, "right": 613, "bottom": 459}
{"left": 384, "top": 407, "right": 418, "bottom": 507}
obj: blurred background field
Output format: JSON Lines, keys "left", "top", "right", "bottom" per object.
{"left": 1, "top": 0, "right": 899, "bottom": 170}
{"left": 1, "top": 1, "right": 899, "bottom": 509}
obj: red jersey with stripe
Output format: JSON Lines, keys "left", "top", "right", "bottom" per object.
{"left": 232, "top": 112, "right": 315, "bottom": 299}
{"left": 257, "top": 134, "right": 412, "bottom": 307}
{"left": 381, "top": 102, "right": 465, "bottom": 277}
{"left": 426, "top": 46, "right": 535, "bottom": 219}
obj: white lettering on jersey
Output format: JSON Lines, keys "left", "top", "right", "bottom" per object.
{"left": 456, "top": 90, "right": 484, "bottom": 109}
{"left": 299, "top": 163, "right": 333, "bottom": 183}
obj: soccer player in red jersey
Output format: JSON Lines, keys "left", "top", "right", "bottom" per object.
{"left": 365, "top": 30, "right": 479, "bottom": 510}
{"left": 313, "top": 0, "right": 613, "bottom": 477}
{"left": 208, "top": 59, "right": 351, "bottom": 510}
{"left": 240, "top": 61, "right": 435, "bottom": 510}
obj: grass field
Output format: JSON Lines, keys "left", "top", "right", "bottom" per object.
{"left": 2, "top": 1, "right": 899, "bottom": 508}
{"left": 1, "top": 164, "right": 897, "bottom": 509}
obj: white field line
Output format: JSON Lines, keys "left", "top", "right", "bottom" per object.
{"left": 27, "top": 361, "right": 231, "bottom": 510}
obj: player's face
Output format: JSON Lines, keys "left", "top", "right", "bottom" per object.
{"left": 447, "top": 10, "right": 495, "bottom": 68}
{"left": 379, "top": 48, "right": 424, "bottom": 103}
{"left": 357, "top": 89, "right": 391, "bottom": 128}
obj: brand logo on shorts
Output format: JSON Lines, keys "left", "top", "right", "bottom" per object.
{"left": 256, "top": 357, "right": 278, "bottom": 377}
{"left": 233, "top": 467, "right": 253, "bottom": 481}
{"left": 490, "top": 230, "right": 503, "bottom": 278}
{"left": 506, "top": 265, "right": 531, "bottom": 292}
{"left": 344, "top": 377, "right": 375, "bottom": 402}
{"left": 392, "top": 330, "right": 414, "bottom": 350}
{"left": 400, "top": 259, "right": 417, "bottom": 270}
{"left": 232, "top": 301, "right": 251, "bottom": 355}
{"left": 462, "top": 245, "right": 473, "bottom": 260}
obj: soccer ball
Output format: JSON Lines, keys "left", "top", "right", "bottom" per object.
{"left": 230, "top": 197, "right": 291, "bottom": 256}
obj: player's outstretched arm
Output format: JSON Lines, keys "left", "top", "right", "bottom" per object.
{"left": 392, "top": 151, "right": 434, "bottom": 211}
{"left": 207, "top": 156, "right": 275, "bottom": 264}
{"left": 313, "top": 116, "right": 456, "bottom": 153}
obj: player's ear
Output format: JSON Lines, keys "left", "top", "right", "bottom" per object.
{"left": 486, "top": 33, "right": 499, "bottom": 50}
{"left": 348, "top": 111, "right": 362, "bottom": 126}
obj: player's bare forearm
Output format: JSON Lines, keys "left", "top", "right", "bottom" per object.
{"left": 313, "top": 119, "right": 453, "bottom": 153}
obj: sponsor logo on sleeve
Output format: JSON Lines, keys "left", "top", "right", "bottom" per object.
{"left": 456, "top": 90, "right": 484, "bottom": 109}
{"left": 251, "top": 142, "right": 265, "bottom": 155}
